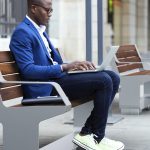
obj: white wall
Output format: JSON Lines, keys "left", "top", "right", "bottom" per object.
{"left": 49, "top": 0, "right": 112, "bottom": 64}
{"left": 49, "top": 0, "right": 85, "bottom": 62}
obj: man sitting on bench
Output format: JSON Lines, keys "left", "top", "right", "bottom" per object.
{"left": 9, "top": 0, "right": 124, "bottom": 150}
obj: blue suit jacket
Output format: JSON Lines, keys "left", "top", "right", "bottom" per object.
{"left": 10, "top": 17, "right": 66, "bottom": 98}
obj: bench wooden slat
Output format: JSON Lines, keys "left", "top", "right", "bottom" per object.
{"left": 0, "top": 51, "right": 14, "bottom": 63}
{"left": 0, "top": 74, "right": 21, "bottom": 88}
{"left": 117, "top": 64, "right": 143, "bottom": 73}
{"left": 3, "top": 73, "right": 21, "bottom": 81}
{"left": 0, "top": 62, "right": 19, "bottom": 75}
{"left": 0, "top": 50, "right": 91, "bottom": 109}
{"left": 115, "top": 45, "right": 144, "bottom": 73}
{"left": 117, "top": 56, "right": 141, "bottom": 63}
{"left": 0, "top": 85, "right": 23, "bottom": 101}
{"left": 118, "top": 45, "right": 136, "bottom": 52}
{"left": 116, "top": 51, "right": 139, "bottom": 58}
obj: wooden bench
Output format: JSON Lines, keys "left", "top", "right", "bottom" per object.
{"left": 0, "top": 50, "right": 93, "bottom": 150}
{"left": 114, "top": 44, "right": 150, "bottom": 114}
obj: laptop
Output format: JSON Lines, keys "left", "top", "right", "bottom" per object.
{"left": 68, "top": 46, "right": 119, "bottom": 74}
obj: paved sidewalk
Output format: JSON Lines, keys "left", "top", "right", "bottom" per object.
{"left": 0, "top": 98, "right": 150, "bottom": 150}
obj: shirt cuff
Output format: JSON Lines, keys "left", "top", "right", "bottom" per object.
{"left": 60, "top": 65, "right": 63, "bottom": 72}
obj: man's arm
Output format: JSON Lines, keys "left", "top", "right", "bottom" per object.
{"left": 62, "top": 61, "right": 96, "bottom": 72}
{"left": 10, "top": 29, "right": 64, "bottom": 80}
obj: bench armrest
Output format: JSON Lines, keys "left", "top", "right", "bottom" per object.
{"left": 0, "top": 75, "right": 71, "bottom": 107}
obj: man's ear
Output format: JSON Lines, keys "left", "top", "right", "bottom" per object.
{"left": 31, "top": 5, "right": 36, "bottom": 14}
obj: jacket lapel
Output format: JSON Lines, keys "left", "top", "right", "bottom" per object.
{"left": 23, "top": 17, "right": 52, "bottom": 61}
{"left": 23, "top": 17, "right": 63, "bottom": 64}
{"left": 43, "top": 32, "right": 63, "bottom": 63}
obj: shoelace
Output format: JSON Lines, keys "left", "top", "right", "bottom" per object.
{"left": 91, "top": 134, "right": 99, "bottom": 144}
{"left": 92, "top": 135, "right": 116, "bottom": 145}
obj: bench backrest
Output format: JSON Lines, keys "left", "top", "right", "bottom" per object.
{"left": 0, "top": 51, "right": 91, "bottom": 107}
{"left": 115, "top": 45, "right": 143, "bottom": 74}
{"left": 0, "top": 51, "right": 23, "bottom": 102}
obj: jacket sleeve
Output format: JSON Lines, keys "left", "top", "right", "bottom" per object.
{"left": 9, "top": 28, "right": 65, "bottom": 80}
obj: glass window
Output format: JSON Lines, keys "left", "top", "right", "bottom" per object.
{"left": 0, "top": 0, "right": 27, "bottom": 37}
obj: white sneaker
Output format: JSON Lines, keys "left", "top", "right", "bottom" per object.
{"left": 98, "top": 137, "right": 124, "bottom": 150}
{"left": 73, "top": 133, "right": 101, "bottom": 150}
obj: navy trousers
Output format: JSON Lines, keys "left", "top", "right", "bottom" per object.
{"left": 52, "top": 70, "right": 120, "bottom": 142}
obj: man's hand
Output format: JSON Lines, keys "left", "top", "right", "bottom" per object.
{"left": 62, "top": 61, "right": 96, "bottom": 72}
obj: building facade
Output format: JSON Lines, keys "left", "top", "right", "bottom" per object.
{"left": 113, "top": 0, "right": 148, "bottom": 53}
{"left": 49, "top": 0, "right": 149, "bottom": 63}
{"left": 0, "top": 0, "right": 149, "bottom": 64}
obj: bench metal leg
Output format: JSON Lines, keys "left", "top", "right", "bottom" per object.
{"left": 1, "top": 106, "right": 71, "bottom": 150}
{"left": 3, "top": 119, "right": 39, "bottom": 150}
{"left": 144, "top": 82, "right": 150, "bottom": 95}
{"left": 74, "top": 101, "right": 123, "bottom": 126}
{"left": 107, "top": 105, "right": 123, "bottom": 124}
{"left": 119, "top": 79, "right": 141, "bottom": 115}
{"left": 74, "top": 101, "right": 93, "bottom": 127}
{"left": 119, "top": 76, "right": 150, "bottom": 115}
{"left": 121, "top": 108, "right": 141, "bottom": 115}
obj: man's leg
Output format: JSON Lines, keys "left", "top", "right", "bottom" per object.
{"left": 80, "top": 71, "right": 113, "bottom": 141}
{"left": 53, "top": 71, "right": 124, "bottom": 150}
{"left": 103, "top": 70, "right": 120, "bottom": 104}
{"left": 53, "top": 71, "right": 113, "bottom": 139}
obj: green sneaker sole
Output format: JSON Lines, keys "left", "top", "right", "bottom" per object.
{"left": 72, "top": 138, "right": 97, "bottom": 150}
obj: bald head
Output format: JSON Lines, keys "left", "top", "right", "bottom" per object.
{"left": 27, "top": 0, "right": 42, "bottom": 9}
{"left": 27, "top": 0, "right": 52, "bottom": 26}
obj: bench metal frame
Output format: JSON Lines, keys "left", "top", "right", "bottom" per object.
{"left": 0, "top": 74, "right": 72, "bottom": 150}
{"left": 113, "top": 45, "right": 150, "bottom": 115}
